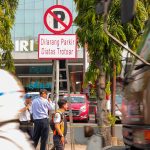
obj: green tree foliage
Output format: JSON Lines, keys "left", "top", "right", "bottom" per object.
{"left": 143, "top": 0, "right": 150, "bottom": 16}
{"left": 74, "top": 0, "right": 149, "bottom": 85}
{"left": 0, "top": 0, "right": 19, "bottom": 73}
{"left": 74, "top": 1, "right": 149, "bottom": 144}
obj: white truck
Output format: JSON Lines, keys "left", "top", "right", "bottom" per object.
{"left": 122, "top": 20, "right": 150, "bottom": 150}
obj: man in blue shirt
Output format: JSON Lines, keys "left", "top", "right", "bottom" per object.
{"left": 32, "top": 89, "right": 55, "bottom": 150}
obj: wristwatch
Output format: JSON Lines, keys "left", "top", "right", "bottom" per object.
{"left": 61, "top": 134, "right": 64, "bottom": 137}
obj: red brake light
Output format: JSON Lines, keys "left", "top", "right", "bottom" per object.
{"left": 144, "top": 130, "right": 150, "bottom": 140}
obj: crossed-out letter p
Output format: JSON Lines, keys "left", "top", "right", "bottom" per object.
{"left": 53, "top": 11, "right": 65, "bottom": 28}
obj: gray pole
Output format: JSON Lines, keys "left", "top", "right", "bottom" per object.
{"left": 56, "top": 60, "right": 59, "bottom": 103}
{"left": 55, "top": 1, "right": 75, "bottom": 150}
{"left": 55, "top": 0, "right": 59, "bottom": 104}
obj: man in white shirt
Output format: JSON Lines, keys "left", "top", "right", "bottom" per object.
{"left": 19, "top": 94, "right": 34, "bottom": 139}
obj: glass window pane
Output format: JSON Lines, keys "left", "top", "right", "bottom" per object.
{"left": 73, "top": 25, "right": 78, "bottom": 33}
{"left": 25, "top": 10, "right": 34, "bottom": 23}
{"left": 44, "top": 0, "right": 55, "bottom": 10}
{"left": 35, "top": 9, "right": 43, "bottom": 23}
{"left": 73, "top": 1, "right": 77, "bottom": 19}
{"left": 62, "top": 1, "right": 73, "bottom": 14}
{"left": 16, "top": 66, "right": 53, "bottom": 74}
{"left": 18, "top": 0, "right": 24, "bottom": 9}
{"left": 35, "top": 0, "right": 43, "bottom": 9}
{"left": 34, "top": 23, "right": 43, "bottom": 37}
{"left": 25, "top": 0, "right": 34, "bottom": 9}
{"left": 44, "top": 27, "right": 53, "bottom": 34}
{"left": 15, "top": 10, "right": 24, "bottom": 23}
{"left": 25, "top": 24, "right": 34, "bottom": 38}
{"left": 15, "top": 24, "right": 25, "bottom": 38}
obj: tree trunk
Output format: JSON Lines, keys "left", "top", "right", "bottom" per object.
{"left": 70, "top": 73, "right": 76, "bottom": 93}
{"left": 111, "top": 64, "right": 116, "bottom": 137}
{"left": 96, "top": 68, "right": 111, "bottom": 147}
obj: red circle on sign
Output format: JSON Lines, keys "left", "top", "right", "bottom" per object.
{"left": 43, "top": 5, "right": 73, "bottom": 34}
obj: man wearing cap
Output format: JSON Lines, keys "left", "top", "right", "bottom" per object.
{"left": 19, "top": 94, "right": 34, "bottom": 140}
{"left": 32, "top": 89, "right": 55, "bottom": 150}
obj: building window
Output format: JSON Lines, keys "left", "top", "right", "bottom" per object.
{"left": 25, "top": 10, "right": 34, "bottom": 23}
{"left": 25, "top": 24, "right": 34, "bottom": 38}
{"left": 15, "top": 24, "right": 25, "bottom": 38}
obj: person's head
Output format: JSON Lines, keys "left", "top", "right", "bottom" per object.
{"left": 40, "top": 89, "right": 47, "bottom": 99}
{"left": 0, "top": 69, "right": 25, "bottom": 122}
{"left": 24, "top": 94, "right": 32, "bottom": 104}
{"left": 58, "top": 99, "right": 68, "bottom": 111}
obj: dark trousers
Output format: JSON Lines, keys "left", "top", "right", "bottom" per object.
{"left": 33, "top": 118, "right": 49, "bottom": 150}
{"left": 19, "top": 121, "right": 34, "bottom": 140}
{"left": 53, "top": 135, "right": 64, "bottom": 150}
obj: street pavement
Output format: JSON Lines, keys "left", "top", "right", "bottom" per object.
{"left": 36, "top": 143, "right": 126, "bottom": 150}
{"left": 65, "top": 144, "right": 86, "bottom": 150}
{"left": 63, "top": 144, "right": 126, "bottom": 150}
{"left": 37, "top": 144, "right": 86, "bottom": 150}
{"left": 104, "top": 146, "right": 126, "bottom": 150}
{"left": 57, "top": 145, "right": 126, "bottom": 150}
{"left": 37, "top": 114, "right": 126, "bottom": 150}
{"left": 36, "top": 137, "right": 126, "bottom": 150}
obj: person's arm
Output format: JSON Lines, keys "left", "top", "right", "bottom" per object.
{"left": 47, "top": 100, "right": 55, "bottom": 111}
{"left": 55, "top": 123, "right": 64, "bottom": 137}
{"left": 55, "top": 123, "right": 65, "bottom": 144}
{"left": 54, "top": 113, "right": 65, "bottom": 145}
{"left": 19, "top": 104, "right": 30, "bottom": 113}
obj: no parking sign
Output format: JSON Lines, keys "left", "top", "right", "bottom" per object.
{"left": 39, "top": 5, "right": 76, "bottom": 59}
{"left": 43, "top": 5, "right": 73, "bottom": 34}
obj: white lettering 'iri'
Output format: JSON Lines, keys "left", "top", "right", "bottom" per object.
{"left": 15, "top": 40, "right": 34, "bottom": 52}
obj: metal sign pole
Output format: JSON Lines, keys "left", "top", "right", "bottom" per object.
{"left": 51, "top": 60, "right": 55, "bottom": 101}
{"left": 55, "top": 0, "right": 74, "bottom": 149}
{"left": 55, "top": 60, "right": 59, "bottom": 104}
{"left": 55, "top": 0, "right": 60, "bottom": 106}
{"left": 47, "top": 1, "right": 74, "bottom": 149}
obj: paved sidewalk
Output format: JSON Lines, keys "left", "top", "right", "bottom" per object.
{"left": 65, "top": 144, "right": 86, "bottom": 150}
{"left": 36, "top": 144, "right": 126, "bottom": 150}
{"left": 36, "top": 144, "right": 87, "bottom": 150}
{"left": 64, "top": 144, "right": 126, "bottom": 150}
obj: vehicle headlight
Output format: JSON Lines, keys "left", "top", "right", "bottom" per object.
{"left": 80, "top": 105, "right": 86, "bottom": 112}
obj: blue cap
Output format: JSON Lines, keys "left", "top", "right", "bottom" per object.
{"left": 25, "top": 94, "right": 32, "bottom": 99}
